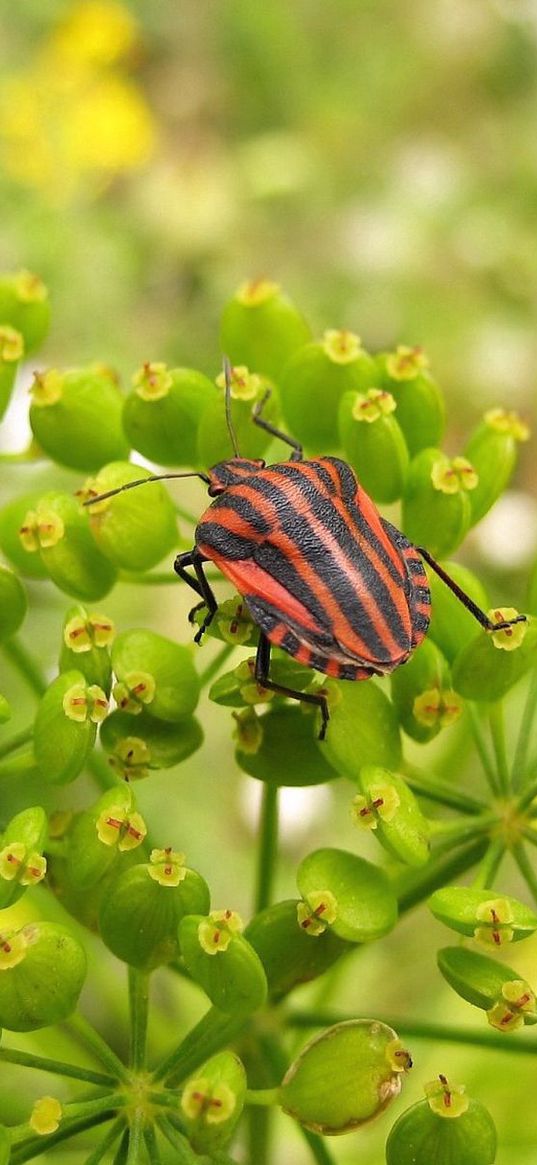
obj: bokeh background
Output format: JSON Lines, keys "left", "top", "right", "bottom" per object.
{"left": 1, "top": 2, "right": 537, "bottom": 1162}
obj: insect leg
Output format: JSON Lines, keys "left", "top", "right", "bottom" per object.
{"left": 252, "top": 390, "right": 303, "bottom": 462}
{"left": 254, "top": 632, "right": 330, "bottom": 740}
{"left": 416, "top": 547, "right": 527, "bottom": 632}
{"left": 174, "top": 550, "right": 218, "bottom": 644}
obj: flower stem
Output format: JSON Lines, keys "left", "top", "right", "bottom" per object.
{"left": 126, "top": 1106, "right": 145, "bottom": 1165}
{"left": 466, "top": 703, "right": 500, "bottom": 795}
{"left": 143, "top": 1124, "right": 163, "bottom": 1165}
{"left": 302, "top": 1128, "right": 338, "bottom": 1164}
{"left": 2, "top": 636, "right": 47, "bottom": 697}
{"left": 65, "top": 1013, "right": 130, "bottom": 1083}
{"left": 0, "top": 724, "right": 34, "bottom": 761}
{"left": 152, "top": 1007, "right": 248, "bottom": 1086}
{"left": 255, "top": 781, "right": 279, "bottom": 914}
{"left": 489, "top": 702, "right": 510, "bottom": 796}
{"left": 198, "top": 641, "right": 234, "bottom": 688}
{"left": 129, "top": 968, "right": 150, "bottom": 1073}
{"left": 245, "top": 1087, "right": 280, "bottom": 1106}
{"left": 512, "top": 669, "right": 537, "bottom": 792}
{"left": 11, "top": 1096, "right": 123, "bottom": 1163}
{"left": 403, "top": 764, "right": 488, "bottom": 815}
{"left": 470, "top": 837, "right": 505, "bottom": 889}
{"left": 286, "top": 1012, "right": 537, "bottom": 1055}
{"left": 83, "top": 1118, "right": 125, "bottom": 1164}
{"left": 512, "top": 841, "right": 537, "bottom": 908}
{"left": 396, "top": 836, "right": 488, "bottom": 914}
{"left": 0, "top": 1045, "right": 116, "bottom": 1087}
{"left": 156, "top": 1117, "right": 199, "bottom": 1162}
{"left": 0, "top": 750, "right": 38, "bottom": 780}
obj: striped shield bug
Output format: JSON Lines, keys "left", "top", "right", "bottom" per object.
{"left": 84, "top": 358, "right": 526, "bottom": 740}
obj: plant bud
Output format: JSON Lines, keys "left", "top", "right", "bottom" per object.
{"left": 0, "top": 921, "right": 86, "bottom": 1030}
{"left": 452, "top": 610, "right": 535, "bottom": 702}
{"left": 210, "top": 655, "right": 313, "bottom": 709}
{"left": 429, "top": 887, "right": 537, "bottom": 946}
{"left": 29, "top": 366, "right": 129, "bottom": 471}
{"left": 297, "top": 848, "right": 397, "bottom": 942}
{"left": 391, "top": 639, "right": 461, "bottom": 743}
{"left": 20, "top": 491, "right": 117, "bottom": 600}
{"left": 386, "top": 1091, "right": 497, "bottom": 1165}
{"left": 280, "top": 1019, "right": 410, "bottom": 1134}
{"left": 0, "top": 325, "right": 23, "bottom": 420}
{"left": 0, "top": 492, "right": 49, "bottom": 579}
{"left": 66, "top": 785, "right": 146, "bottom": 892}
{"left": 338, "top": 388, "right": 409, "bottom": 502}
{"left": 0, "top": 269, "right": 51, "bottom": 352}
{"left": 352, "top": 766, "right": 430, "bottom": 867}
{"left": 82, "top": 462, "right": 177, "bottom": 571}
{"left": 124, "top": 364, "right": 217, "bottom": 466}
{"left": 0, "top": 806, "right": 47, "bottom": 909}
{"left": 235, "top": 704, "right": 339, "bottom": 786}
{"left": 320, "top": 680, "right": 402, "bottom": 780}
{"left": 402, "top": 449, "right": 476, "bottom": 557}
{"left": 192, "top": 593, "right": 258, "bottom": 646}
{"left": 30, "top": 1095, "right": 63, "bottom": 1135}
{"left": 220, "top": 280, "right": 311, "bottom": 382}
{"left": 437, "top": 946, "right": 537, "bottom": 1031}
{"left": 34, "top": 670, "right": 99, "bottom": 784}
{"left": 280, "top": 330, "right": 378, "bottom": 452}
{"left": 100, "top": 709, "right": 203, "bottom": 775}
{"left": 0, "top": 564, "right": 27, "bottom": 642}
{"left": 60, "top": 605, "right": 114, "bottom": 692}
{"left": 179, "top": 911, "right": 267, "bottom": 1015}
{"left": 181, "top": 1051, "right": 247, "bottom": 1155}
{"left": 376, "top": 346, "right": 445, "bottom": 455}
{"left": 111, "top": 628, "right": 199, "bottom": 721}
{"left": 99, "top": 855, "right": 210, "bottom": 969}
{"left": 245, "top": 899, "right": 348, "bottom": 999}
{"left": 197, "top": 366, "right": 280, "bottom": 465}
{"left": 427, "top": 562, "right": 489, "bottom": 663}
{"left": 465, "top": 407, "right": 530, "bottom": 525}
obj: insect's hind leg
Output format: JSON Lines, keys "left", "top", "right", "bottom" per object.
{"left": 174, "top": 549, "right": 218, "bottom": 644}
{"left": 255, "top": 633, "right": 330, "bottom": 741}
{"left": 416, "top": 547, "right": 527, "bottom": 632}
{"left": 252, "top": 390, "right": 303, "bottom": 462}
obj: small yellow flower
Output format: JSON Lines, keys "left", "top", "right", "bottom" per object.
{"left": 50, "top": 1, "right": 139, "bottom": 67}
{"left": 109, "top": 736, "right": 151, "bottom": 780}
{"left": 488, "top": 608, "right": 527, "bottom": 652}
{"left": 0, "top": 326, "right": 23, "bottom": 362}
{"left": 96, "top": 806, "right": 146, "bottom": 851}
{"left": 431, "top": 456, "right": 478, "bottom": 495}
{"left": 386, "top": 1038, "right": 413, "bottom": 1072}
{"left": 232, "top": 708, "right": 263, "bottom": 755}
{"left": 474, "top": 897, "right": 514, "bottom": 947}
{"left": 216, "top": 365, "right": 262, "bottom": 401}
{"left": 424, "top": 1075, "right": 468, "bottom": 1118}
{"left": 413, "top": 688, "right": 463, "bottom": 729}
{"left": 30, "top": 1096, "right": 62, "bottom": 1135}
{"left": 217, "top": 596, "right": 254, "bottom": 645}
{"left": 351, "top": 783, "right": 400, "bottom": 830}
{"left": 0, "top": 927, "right": 28, "bottom": 970}
{"left": 147, "top": 848, "right": 187, "bottom": 887}
{"left": 198, "top": 910, "right": 243, "bottom": 954}
{"left": 113, "top": 671, "right": 156, "bottom": 714}
{"left": 181, "top": 1078, "right": 236, "bottom": 1124}
{"left": 297, "top": 890, "right": 338, "bottom": 936}
{"left": 484, "top": 408, "right": 530, "bottom": 443}
{"left": 386, "top": 345, "right": 429, "bottom": 380}
{"left": 323, "top": 329, "right": 362, "bottom": 364}
{"left": 29, "top": 370, "right": 63, "bottom": 407}
{"left": 236, "top": 279, "right": 280, "bottom": 306}
{"left": 132, "top": 362, "right": 173, "bottom": 402}
{"left": 351, "top": 388, "right": 396, "bottom": 423}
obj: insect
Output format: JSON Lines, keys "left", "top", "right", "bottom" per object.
{"left": 85, "top": 359, "right": 526, "bottom": 739}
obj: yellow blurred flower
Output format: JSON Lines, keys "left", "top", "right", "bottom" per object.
{"left": 50, "top": 0, "right": 138, "bottom": 68}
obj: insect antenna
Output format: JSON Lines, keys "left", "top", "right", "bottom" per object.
{"left": 82, "top": 470, "right": 211, "bottom": 507}
{"left": 223, "top": 355, "right": 241, "bottom": 458}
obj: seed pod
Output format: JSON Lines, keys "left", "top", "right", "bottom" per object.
{"left": 0, "top": 564, "right": 27, "bottom": 642}
{"left": 34, "top": 670, "right": 100, "bottom": 785}
{"left": 391, "top": 639, "right": 461, "bottom": 743}
{"left": 123, "top": 364, "right": 217, "bottom": 466}
{"left": 0, "top": 325, "right": 23, "bottom": 420}
{"left": 66, "top": 785, "right": 146, "bottom": 892}
{"left": 280, "top": 330, "right": 378, "bottom": 452}
{"left": 210, "top": 655, "right": 314, "bottom": 709}
{"left": 297, "top": 848, "right": 397, "bottom": 943}
{"left": 320, "top": 680, "right": 402, "bottom": 780}
{"left": 180, "top": 1051, "right": 247, "bottom": 1155}
{"left": 99, "top": 853, "right": 210, "bottom": 969}
{"left": 220, "top": 280, "right": 311, "bottom": 382}
{"left": 245, "top": 899, "right": 348, "bottom": 1000}
{"left": 0, "top": 921, "right": 86, "bottom": 1031}
{"left": 60, "top": 605, "right": 114, "bottom": 693}
{"left": 280, "top": 1019, "right": 410, "bottom": 1134}
{"left": 429, "top": 886, "right": 537, "bottom": 946}
{"left": 20, "top": 491, "right": 117, "bottom": 600}
{"left": 338, "top": 388, "right": 409, "bottom": 502}
{"left": 437, "top": 946, "right": 537, "bottom": 1031}
{"left": 427, "top": 562, "right": 489, "bottom": 664}
{"left": 100, "top": 709, "right": 203, "bottom": 776}
{"left": 235, "top": 704, "right": 339, "bottom": 786}
{"left": 111, "top": 628, "right": 199, "bottom": 721}
{"left": 179, "top": 911, "right": 267, "bottom": 1015}
{"left": 82, "top": 462, "right": 177, "bottom": 572}
{"left": 386, "top": 1093, "right": 497, "bottom": 1165}
{"left": 376, "top": 346, "right": 445, "bottom": 455}
{"left": 0, "top": 269, "right": 51, "bottom": 353}
{"left": 452, "top": 610, "right": 535, "bottom": 702}
{"left": 29, "top": 366, "right": 129, "bottom": 472}
{"left": 0, "top": 806, "right": 47, "bottom": 909}
{"left": 402, "top": 449, "right": 476, "bottom": 558}
{"left": 0, "top": 492, "right": 49, "bottom": 579}
{"left": 465, "top": 407, "right": 530, "bottom": 525}
{"left": 352, "top": 766, "right": 430, "bottom": 868}
{"left": 197, "top": 366, "right": 280, "bottom": 465}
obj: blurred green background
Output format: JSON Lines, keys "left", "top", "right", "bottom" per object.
{"left": 0, "top": 2, "right": 536, "bottom": 1162}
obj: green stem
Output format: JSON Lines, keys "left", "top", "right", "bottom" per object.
{"left": 512, "top": 841, "right": 537, "bottom": 908}
{"left": 0, "top": 750, "right": 38, "bottom": 780}
{"left": 11, "top": 1097, "right": 123, "bottom": 1163}
{"left": 0, "top": 1045, "right": 116, "bottom": 1087}
{"left": 302, "top": 1128, "right": 337, "bottom": 1165}
{"left": 88, "top": 748, "right": 118, "bottom": 792}
{"left": 248, "top": 1106, "right": 271, "bottom": 1165}
{"left": 489, "top": 702, "right": 510, "bottom": 796}
{"left": 65, "top": 1013, "right": 130, "bottom": 1083}
{"left": 512, "top": 669, "right": 537, "bottom": 792}
{"left": 470, "top": 838, "right": 505, "bottom": 889}
{"left": 126, "top": 1107, "right": 145, "bottom": 1165}
{"left": 129, "top": 968, "right": 150, "bottom": 1073}
{"left": 429, "top": 814, "right": 497, "bottom": 845}
{"left": 2, "top": 636, "right": 47, "bottom": 697}
{"left": 466, "top": 703, "right": 500, "bottom": 795}
{"left": 517, "top": 773, "right": 537, "bottom": 812}
{"left": 198, "top": 641, "right": 234, "bottom": 688}
{"left": 152, "top": 1007, "right": 248, "bottom": 1086}
{"left": 286, "top": 1012, "right": 537, "bottom": 1055}
{"left": 83, "top": 1118, "right": 125, "bottom": 1164}
{"left": 0, "top": 724, "right": 34, "bottom": 761}
{"left": 396, "top": 836, "right": 488, "bottom": 914}
{"left": 245, "top": 1087, "right": 280, "bottom": 1106}
{"left": 156, "top": 1117, "right": 197, "bottom": 1162}
{"left": 255, "top": 782, "right": 279, "bottom": 914}
{"left": 403, "top": 764, "right": 488, "bottom": 815}
{"left": 143, "top": 1124, "right": 162, "bottom": 1165}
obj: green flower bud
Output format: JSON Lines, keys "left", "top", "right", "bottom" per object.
{"left": 245, "top": 899, "right": 348, "bottom": 1000}
{"left": 353, "top": 766, "right": 430, "bottom": 867}
{"left": 82, "top": 462, "right": 177, "bottom": 571}
{"left": 386, "top": 1092, "right": 497, "bottom": 1165}
{"left": 220, "top": 280, "right": 311, "bottom": 382}
{"left": 0, "top": 325, "right": 23, "bottom": 420}
{"left": 100, "top": 709, "right": 203, "bottom": 774}
{"left": 30, "top": 1095, "right": 63, "bottom": 1135}
{"left": 0, "top": 921, "right": 86, "bottom": 1031}
{"left": 402, "top": 449, "right": 476, "bottom": 558}
{"left": 179, "top": 911, "right": 267, "bottom": 1015}
{"left": 235, "top": 704, "right": 339, "bottom": 786}
{"left": 0, "top": 806, "right": 47, "bottom": 909}
{"left": 320, "top": 680, "right": 402, "bottom": 780}
{"left": 338, "top": 388, "right": 409, "bottom": 502}
{"left": 60, "top": 605, "right": 114, "bottom": 692}
{"left": 297, "top": 848, "right": 397, "bottom": 943}
{"left": 376, "top": 346, "right": 445, "bottom": 456}
{"left": 21, "top": 491, "right": 117, "bottom": 600}
{"left": 280, "top": 331, "right": 378, "bottom": 452}
{"left": 0, "top": 492, "right": 49, "bottom": 579}
{"left": 191, "top": 593, "right": 258, "bottom": 646}
{"left": 452, "top": 611, "right": 536, "bottom": 702}
{"left": 34, "top": 670, "right": 98, "bottom": 784}
{"left": 197, "top": 366, "right": 280, "bottom": 465}
{"left": 0, "top": 269, "right": 51, "bottom": 353}
{"left": 0, "top": 564, "right": 27, "bottom": 641}
{"left": 124, "top": 364, "right": 216, "bottom": 466}
{"left": 29, "top": 365, "right": 129, "bottom": 471}
{"left": 211, "top": 655, "right": 313, "bottom": 709}
{"left": 427, "top": 562, "right": 489, "bottom": 663}
{"left": 429, "top": 887, "right": 537, "bottom": 945}
{"left": 111, "top": 628, "right": 199, "bottom": 721}
{"left": 391, "top": 639, "right": 461, "bottom": 743}
{"left": 0, "top": 695, "right": 10, "bottom": 723}
{"left": 181, "top": 1051, "right": 247, "bottom": 1155}
{"left": 437, "top": 946, "right": 537, "bottom": 1031}
{"left": 99, "top": 857, "right": 210, "bottom": 969}
{"left": 465, "top": 407, "right": 530, "bottom": 525}
{"left": 66, "top": 785, "right": 146, "bottom": 892}
{"left": 280, "top": 1019, "right": 410, "bottom": 1134}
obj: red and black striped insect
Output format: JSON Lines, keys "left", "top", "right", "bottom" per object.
{"left": 86, "top": 359, "right": 525, "bottom": 739}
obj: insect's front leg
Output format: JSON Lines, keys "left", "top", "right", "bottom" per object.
{"left": 173, "top": 549, "right": 218, "bottom": 644}
{"left": 417, "top": 547, "right": 527, "bottom": 632}
{"left": 254, "top": 632, "right": 330, "bottom": 741}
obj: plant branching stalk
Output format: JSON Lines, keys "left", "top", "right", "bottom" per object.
{"left": 126, "top": 1106, "right": 145, "bottom": 1165}
{"left": 129, "top": 968, "right": 150, "bottom": 1073}
{"left": 152, "top": 1007, "right": 248, "bottom": 1086}
{"left": 143, "top": 1124, "right": 163, "bottom": 1165}
{"left": 396, "top": 836, "right": 488, "bottom": 914}
{"left": 10, "top": 1096, "right": 124, "bottom": 1164}
{"left": 245, "top": 1087, "right": 280, "bottom": 1106}
{"left": 0, "top": 1044, "right": 116, "bottom": 1087}
{"left": 301, "top": 1128, "right": 337, "bottom": 1165}
{"left": 83, "top": 1118, "right": 125, "bottom": 1164}
{"left": 198, "top": 641, "right": 235, "bottom": 688}
{"left": 471, "top": 837, "right": 505, "bottom": 889}
{"left": 403, "top": 763, "right": 488, "bottom": 814}
{"left": 66, "top": 1013, "right": 130, "bottom": 1083}
{"left": 255, "top": 781, "right": 279, "bottom": 914}
{"left": 156, "top": 1117, "right": 198, "bottom": 1162}
{"left": 512, "top": 669, "right": 537, "bottom": 791}
{"left": 286, "top": 1011, "right": 537, "bottom": 1055}
{"left": 466, "top": 703, "right": 500, "bottom": 794}
{"left": 0, "top": 724, "right": 34, "bottom": 761}
{"left": 512, "top": 841, "right": 537, "bottom": 907}
{"left": 489, "top": 702, "right": 510, "bottom": 796}
{"left": 2, "top": 636, "right": 48, "bottom": 696}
